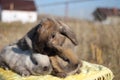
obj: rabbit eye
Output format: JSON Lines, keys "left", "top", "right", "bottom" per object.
{"left": 33, "top": 60, "right": 38, "bottom": 65}
{"left": 52, "top": 34, "right": 55, "bottom": 38}
{"left": 51, "top": 32, "right": 56, "bottom": 38}
{"left": 31, "top": 56, "right": 38, "bottom": 65}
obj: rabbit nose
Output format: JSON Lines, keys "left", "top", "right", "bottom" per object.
{"left": 43, "top": 66, "right": 49, "bottom": 71}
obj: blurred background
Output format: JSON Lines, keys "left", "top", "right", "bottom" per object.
{"left": 0, "top": 0, "right": 120, "bottom": 80}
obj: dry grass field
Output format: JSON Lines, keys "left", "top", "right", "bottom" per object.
{"left": 0, "top": 20, "right": 120, "bottom": 80}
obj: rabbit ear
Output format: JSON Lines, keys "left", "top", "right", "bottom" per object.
{"left": 27, "top": 23, "right": 42, "bottom": 40}
{"left": 58, "top": 21, "right": 78, "bottom": 45}
{"left": 17, "top": 23, "right": 42, "bottom": 50}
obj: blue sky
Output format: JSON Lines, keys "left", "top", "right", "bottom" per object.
{"left": 35, "top": 0, "right": 120, "bottom": 20}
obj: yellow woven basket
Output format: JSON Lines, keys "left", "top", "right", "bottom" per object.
{"left": 0, "top": 61, "right": 114, "bottom": 80}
